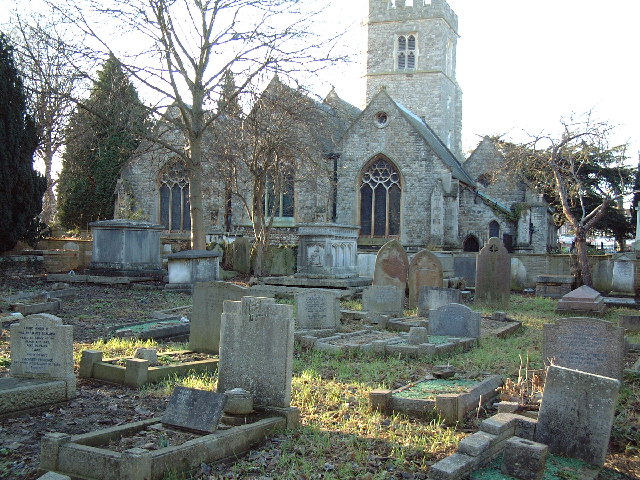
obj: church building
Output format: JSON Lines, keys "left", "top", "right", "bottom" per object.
{"left": 116, "top": 0, "right": 557, "bottom": 254}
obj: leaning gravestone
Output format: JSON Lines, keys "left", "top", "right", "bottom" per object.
{"left": 218, "top": 297, "right": 294, "bottom": 407}
{"left": 543, "top": 317, "right": 624, "bottom": 380}
{"left": 1, "top": 314, "right": 75, "bottom": 414}
{"left": 362, "top": 285, "right": 404, "bottom": 317}
{"left": 418, "top": 286, "right": 460, "bottom": 317}
{"left": 372, "top": 239, "right": 409, "bottom": 293}
{"left": 162, "top": 386, "right": 227, "bottom": 433}
{"left": 475, "top": 237, "right": 510, "bottom": 308}
{"left": 429, "top": 303, "right": 481, "bottom": 339}
{"left": 408, "top": 249, "right": 443, "bottom": 307}
{"left": 296, "top": 289, "right": 340, "bottom": 330}
{"left": 189, "top": 281, "right": 272, "bottom": 353}
{"left": 535, "top": 365, "right": 620, "bottom": 466}
{"left": 555, "top": 285, "right": 606, "bottom": 316}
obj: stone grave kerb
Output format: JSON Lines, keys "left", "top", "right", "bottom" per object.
{"left": 475, "top": 236, "right": 510, "bottom": 308}
{"left": 373, "top": 239, "right": 409, "bottom": 292}
{"left": 9, "top": 313, "right": 75, "bottom": 396}
{"left": 218, "top": 296, "right": 294, "bottom": 408}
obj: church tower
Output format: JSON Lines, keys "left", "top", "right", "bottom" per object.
{"left": 366, "top": 0, "right": 463, "bottom": 158}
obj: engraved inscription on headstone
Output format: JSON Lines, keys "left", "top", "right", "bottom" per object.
{"left": 296, "top": 290, "right": 339, "bottom": 330}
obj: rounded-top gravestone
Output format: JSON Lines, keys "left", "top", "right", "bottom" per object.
{"left": 373, "top": 239, "right": 409, "bottom": 292}
{"left": 408, "top": 249, "right": 443, "bottom": 307}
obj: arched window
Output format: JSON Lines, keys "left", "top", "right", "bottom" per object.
{"left": 159, "top": 161, "right": 191, "bottom": 232}
{"left": 463, "top": 235, "right": 480, "bottom": 252}
{"left": 397, "top": 34, "right": 417, "bottom": 71}
{"left": 360, "top": 157, "right": 401, "bottom": 237}
{"left": 489, "top": 221, "right": 500, "bottom": 239}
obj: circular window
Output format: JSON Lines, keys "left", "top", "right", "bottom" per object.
{"left": 375, "top": 111, "right": 389, "bottom": 128}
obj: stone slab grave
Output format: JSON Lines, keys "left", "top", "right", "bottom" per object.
{"left": 161, "top": 386, "right": 227, "bottom": 433}
{"left": 408, "top": 249, "right": 443, "bottom": 307}
{"left": 535, "top": 365, "right": 621, "bottom": 466}
{"left": 556, "top": 285, "right": 606, "bottom": 316}
{"left": 79, "top": 348, "right": 218, "bottom": 388}
{"left": 543, "top": 317, "right": 624, "bottom": 380}
{"left": 362, "top": 284, "right": 404, "bottom": 320}
{"left": 165, "top": 249, "right": 221, "bottom": 291}
{"left": 370, "top": 374, "right": 503, "bottom": 425}
{"left": 0, "top": 314, "right": 75, "bottom": 415}
{"left": 429, "top": 303, "right": 481, "bottom": 339}
{"left": 295, "top": 289, "right": 340, "bottom": 331}
{"left": 535, "top": 274, "right": 574, "bottom": 299}
{"left": 190, "top": 281, "right": 272, "bottom": 354}
{"left": 372, "top": 239, "right": 409, "bottom": 292}
{"left": 418, "top": 286, "right": 460, "bottom": 317}
{"left": 218, "top": 296, "right": 295, "bottom": 408}
{"left": 475, "top": 237, "right": 510, "bottom": 309}
{"left": 110, "top": 316, "right": 191, "bottom": 341}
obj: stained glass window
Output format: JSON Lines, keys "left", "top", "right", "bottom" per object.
{"left": 159, "top": 161, "right": 190, "bottom": 232}
{"left": 360, "top": 158, "right": 401, "bottom": 237}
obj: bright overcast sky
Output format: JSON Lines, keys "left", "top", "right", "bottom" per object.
{"left": 321, "top": 0, "right": 640, "bottom": 158}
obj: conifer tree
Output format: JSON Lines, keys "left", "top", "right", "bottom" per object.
{"left": 57, "top": 54, "right": 147, "bottom": 229}
{"left": 0, "top": 33, "right": 47, "bottom": 253}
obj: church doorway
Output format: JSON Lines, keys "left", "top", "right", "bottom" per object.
{"left": 359, "top": 157, "right": 402, "bottom": 237}
{"left": 463, "top": 235, "right": 479, "bottom": 252}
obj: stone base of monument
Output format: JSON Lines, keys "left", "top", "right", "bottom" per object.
{"left": 79, "top": 350, "right": 218, "bottom": 388}
{"left": 370, "top": 375, "right": 503, "bottom": 425}
{"left": 39, "top": 407, "right": 299, "bottom": 480}
{"left": 555, "top": 285, "right": 606, "bottom": 316}
{"left": 0, "top": 377, "right": 76, "bottom": 416}
{"left": 165, "top": 250, "right": 221, "bottom": 293}
{"left": 535, "top": 275, "right": 575, "bottom": 298}
{"left": 11, "top": 298, "right": 62, "bottom": 315}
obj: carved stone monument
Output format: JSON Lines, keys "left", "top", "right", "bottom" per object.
{"left": 296, "top": 223, "right": 359, "bottom": 278}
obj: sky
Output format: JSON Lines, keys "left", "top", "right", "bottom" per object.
{"left": 319, "top": 0, "right": 640, "bottom": 158}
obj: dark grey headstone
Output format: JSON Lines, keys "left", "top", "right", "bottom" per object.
{"left": 543, "top": 317, "right": 624, "bottom": 380}
{"left": 475, "top": 237, "right": 510, "bottom": 308}
{"left": 428, "top": 303, "right": 481, "bottom": 339}
{"left": 535, "top": 365, "right": 620, "bottom": 466}
{"left": 453, "top": 255, "right": 476, "bottom": 287}
{"left": 161, "top": 386, "right": 227, "bottom": 433}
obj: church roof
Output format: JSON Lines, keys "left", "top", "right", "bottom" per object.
{"left": 393, "top": 101, "right": 476, "bottom": 187}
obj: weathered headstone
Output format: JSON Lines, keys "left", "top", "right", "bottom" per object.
{"left": 429, "top": 303, "right": 481, "bottom": 339}
{"left": 453, "top": 255, "right": 476, "bottom": 287}
{"left": 231, "top": 237, "right": 251, "bottom": 273}
{"left": 620, "top": 313, "right": 640, "bottom": 332}
{"left": 408, "top": 249, "right": 443, "bottom": 307}
{"left": 189, "top": 281, "right": 272, "bottom": 353}
{"left": 535, "top": 365, "right": 620, "bottom": 466}
{"left": 162, "top": 386, "right": 227, "bottom": 433}
{"left": 418, "top": 286, "right": 460, "bottom": 317}
{"left": 510, "top": 258, "right": 528, "bottom": 291}
{"left": 611, "top": 252, "right": 636, "bottom": 295}
{"left": 296, "top": 289, "right": 340, "bottom": 330}
{"left": 543, "top": 317, "right": 624, "bottom": 380}
{"left": 218, "top": 296, "right": 294, "bottom": 407}
{"left": 362, "top": 285, "right": 404, "bottom": 317}
{"left": 372, "top": 239, "right": 409, "bottom": 293}
{"left": 555, "top": 285, "right": 606, "bottom": 316}
{"left": 475, "top": 237, "right": 510, "bottom": 308}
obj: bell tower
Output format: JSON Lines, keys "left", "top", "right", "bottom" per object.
{"left": 366, "top": 0, "right": 463, "bottom": 158}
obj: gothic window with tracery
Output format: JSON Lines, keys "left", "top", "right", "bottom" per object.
{"left": 397, "top": 34, "right": 417, "bottom": 71}
{"left": 159, "top": 161, "right": 191, "bottom": 232}
{"left": 360, "top": 158, "right": 401, "bottom": 237}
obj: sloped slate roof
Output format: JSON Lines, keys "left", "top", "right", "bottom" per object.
{"left": 394, "top": 101, "right": 476, "bottom": 187}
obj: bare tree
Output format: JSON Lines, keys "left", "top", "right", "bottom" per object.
{"left": 37, "top": 0, "right": 344, "bottom": 249}
{"left": 500, "top": 113, "right": 631, "bottom": 286}
{"left": 9, "top": 16, "right": 82, "bottom": 225}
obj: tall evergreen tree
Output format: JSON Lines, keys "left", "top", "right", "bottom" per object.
{"left": 57, "top": 54, "right": 147, "bottom": 229}
{"left": 0, "top": 33, "right": 46, "bottom": 253}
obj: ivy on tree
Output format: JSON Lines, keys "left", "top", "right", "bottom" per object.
{"left": 0, "top": 33, "right": 47, "bottom": 253}
{"left": 57, "top": 54, "right": 147, "bottom": 229}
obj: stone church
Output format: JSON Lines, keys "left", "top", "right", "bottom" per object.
{"left": 116, "top": 0, "right": 557, "bottom": 253}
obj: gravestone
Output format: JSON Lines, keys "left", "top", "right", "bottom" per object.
{"left": 372, "top": 239, "right": 409, "bottom": 292}
{"left": 218, "top": 296, "right": 294, "bottom": 407}
{"left": 620, "top": 313, "right": 640, "bottom": 332}
{"left": 611, "top": 252, "right": 636, "bottom": 295}
{"left": 408, "top": 249, "right": 443, "bottom": 307}
{"left": 162, "top": 386, "right": 227, "bottom": 433}
{"left": 362, "top": 285, "right": 404, "bottom": 317}
{"left": 535, "top": 365, "right": 620, "bottom": 466}
{"left": 475, "top": 237, "right": 510, "bottom": 308}
{"left": 555, "top": 285, "right": 605, "bottom": 316}
{"left": 231, "top": 237, "right": 251, "bottom": 273}
{"left": 453, "top": 255, "right": 476, "bottom": 287}
{"left": 296, "top": 289, "right": 340, "bottom": 330}
{"left": 189, "top": 281, "right": 272, "bottom": 353}
{"left": 543, "top": 317, "right": 624, "bottom": 380}
{"left": 428, "top": 303, "right": 481, "bottom": 339}
{"left": 418, "top": 286, "right": 460, "bottom": 317}
{"left": 510, "top": 258, "right": 528, "bottom": 291}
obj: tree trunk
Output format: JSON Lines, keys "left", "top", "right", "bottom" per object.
{"left": 574, "top": 228, "right": 593, "bottom": 287}
{"left": 188, "top": 140, "right": 206, "bottom": 250}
